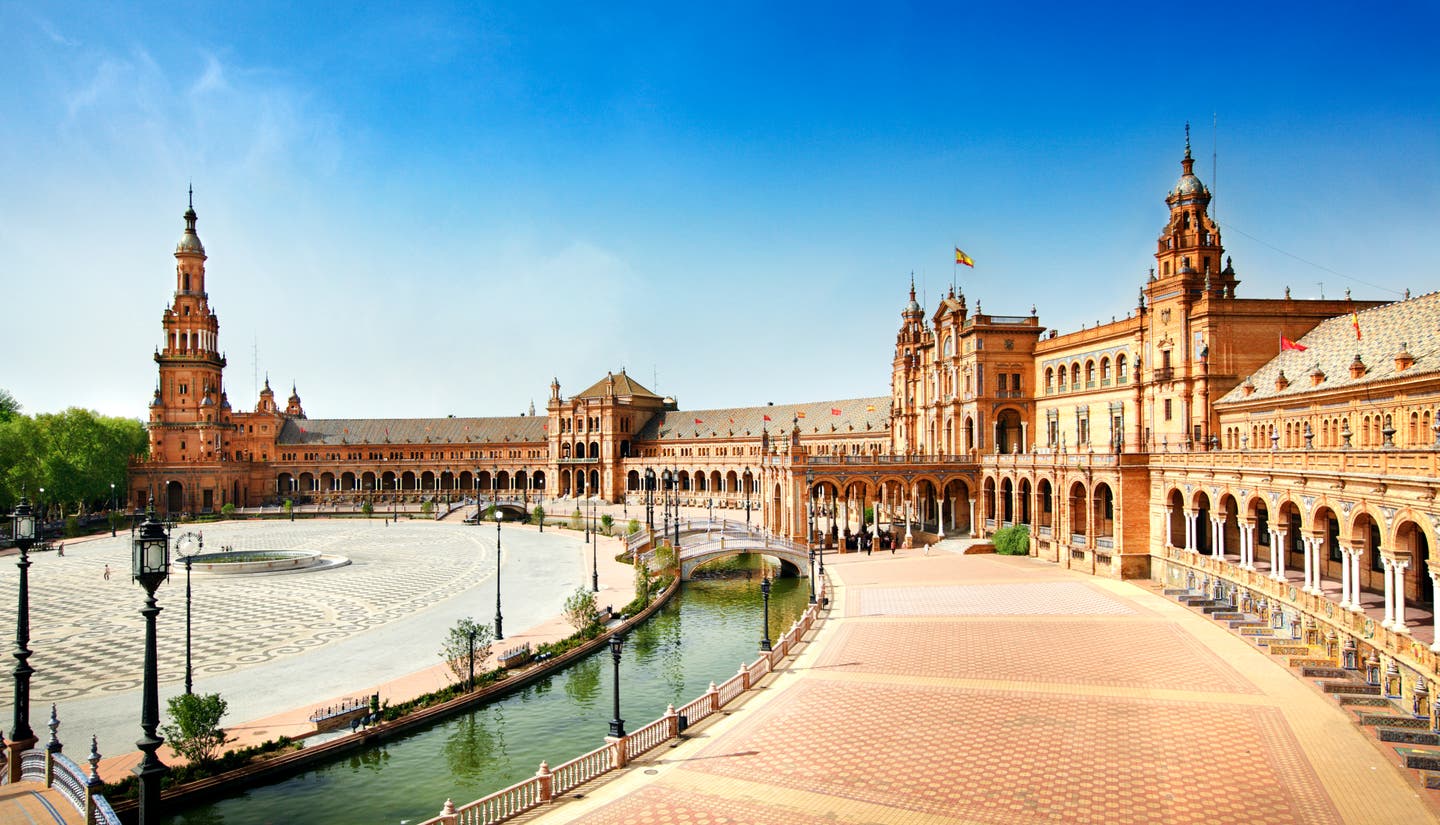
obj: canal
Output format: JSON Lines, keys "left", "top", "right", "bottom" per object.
{"left": 166, "top": 566, "right": 811, "bottom": 824}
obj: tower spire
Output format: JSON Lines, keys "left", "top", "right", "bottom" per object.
{"left": 1184, "top": 121, "right": 1191, "bottom": 159}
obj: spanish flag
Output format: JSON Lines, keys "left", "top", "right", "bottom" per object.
{"left": 1280, "top": 335, "right": 1307, "bottom": 352}
{"left": 1352, "top": 310, "right": 1362, "bottom": 340}
{"left": 865, "top": 404, "right": 876, "bottom": 411}
{"left": 797, "top": 411, "right": 807, "bottom": 419}
{"left": 831, "top": 408, "right": 842, "bottom": 416}
{"left": 954, "top": 247, "right": 974, "bottom": 267}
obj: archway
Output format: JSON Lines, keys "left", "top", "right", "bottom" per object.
{"left": 1037, "top": 479, "right": 1054, "bottom": 534}
{"left": 995, "top": 409, "right": 1023, "bottom": 454}
{"left": 1068, "top": 482, "right": 1087, "bottom": 541}
{"left": 982, "top": 477, "right": 996, "bottom": 526}
{"left": 1000, "top": 478, "right": 1014, "bottom": 524}
{"left": 166, "top": 480, "right": 184, "bottom": 515}
{"left": 1092, "top": 483, "right": 1114, "bottom": 541}
{"left": 1192, "top": 491, "right": 1212, "bottom": 554}
{"left": 1396, "top": 520, "right": 1433, "bottom": 605}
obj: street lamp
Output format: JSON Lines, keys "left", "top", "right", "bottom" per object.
{"left": 130, "top": 506, "right": 171, "bottom": 825}
{"left": 671, "top": 467, "right": 680, "bottom": 547}
{"left": 608, "top": 634, "right": 625, "bottom": 738}
{"left": 494, "top": 511, "right": 504, "bottom": 641}
{"left": 808, "top": 549, "right": 816, "bottom": 604}
{"left": 591, "top": 503, "right": 600, "bottom": 593}
{"left": 177, "top": 533, "right": 203, "bottom": 695}
{"left": 466, "top": 626, "right": 477, "bottom": 691}
{"left": 759, "top": 576, "right": 772, "bottom": 652}
{"left": 8, "top": 496, "right": 38, "bottom": 774}
{"left": 644, "top": 468, "right": 655, "bottom": 533}
{"left": 743, "top": 466, "right": 751, "bottom": 527}
{"left": 110, "top": 483, "right": 117, "bottom": 537}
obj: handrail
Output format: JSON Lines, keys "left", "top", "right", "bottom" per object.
{"left": 419, "top": 580, "right": 827, "bottom": 825}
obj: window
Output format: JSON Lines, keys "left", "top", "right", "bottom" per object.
{"left": 1164, "top": 399, "right": 1173, "bottom": 421}
{"left": 1117, "top": 355, "right": 1128, "bottom": 383}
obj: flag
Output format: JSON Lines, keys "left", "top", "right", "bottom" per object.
{"left": 954, "top": 247, "right": 974, "bottom": 267}
{"left": 1280, "top": 335, "right": 1307, "bottom": 352}
{"left": 763, "top": 414, "right": 772, "bottom": 421}
{"left": 728, "top": 417, "right": 735, "bottom": 423}
{"left": 831, "top": 408, "right": 841, "bottom": 416}
{"left": 694, "top": 418, "right": 703, "bottom": 425}
{"left": 797, "top": 411, "right": 807, "bottom": 419}
{"left": 1352, "top": 311, "right": 1361, "bottom": 340}
{"left": 865, "top": 404, "right": 876, "bottom": 412}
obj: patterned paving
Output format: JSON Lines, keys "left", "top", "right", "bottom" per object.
{"left": 855, "top": 580, "right": 1138, "bottom": 617}
{"left": 684, "top": 679, "right": 1341, "bottom": 824}
{"left": 566, "top": 784, "right": 838, "bottom": 825}
{"left": 0, "top": 521, "right": 502, "bottom": 703}
{"left": 814, "top": 618, "right": 1262, "bottom": 693}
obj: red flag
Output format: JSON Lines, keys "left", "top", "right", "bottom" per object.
{"left": 797, "top": 411, "right": 806, "bottom": 419}
{"left": 830, "top": 408, "right": 841, "bottom": 416}
{"left": 763, "top": 414, "right": 772, "bottom": 421}
{"left": 1352, "top": 311, "right": 1361, "bottom": 340}
{"left": 693, "top": 418, "right": 703, "bottom": 425}
{"left": 1280, "top": 335, "right": 1307, "bottom": 352}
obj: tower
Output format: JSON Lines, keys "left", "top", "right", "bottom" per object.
{"left": 150, "top": 192, "right": 227, "bottom": 465}
{"left": 1152, "top": 123, "right": 1233, "bottom": 295}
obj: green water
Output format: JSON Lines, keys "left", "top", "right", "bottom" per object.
{"left": 165, "top": 570, "right": 810, "bottom": 825}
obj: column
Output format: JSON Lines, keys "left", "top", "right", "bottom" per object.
{"left": 1381, "top": 557, "right": 1395, "bottom": 628}
{"left": 1271, "top": 530, "right": 1286, "bottom": 580}
{"left": 1430, "top": 572, "right": 1440, "bottom": 652}
{"left": 1339, "top": 545, "right": 1352, "bottom": 609}
{"left": 969, "top": 498, "right": 977, "bottom": 538}
{"left": 1185, "top": 512, "right": 1195, "bottom": 553}
{"left": 1394, "top": 560, "right": 1410, "bottom": 633}
{"left": 1239, "top": 524, "right": 1251, "bottom": 569}
{"left": 1350, "top": 549, "right": 1364, "bottom": 613}
{"left": 1163, "top": 507, "right": 1173, "bottom": 548}
{"left": 1302, "top": 537, "right": 1315, "bottom": 594}
{"left": 1020, "top": 422, "right": 1028, "bottom": 454}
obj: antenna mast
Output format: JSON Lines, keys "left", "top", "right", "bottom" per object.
{"left": 1212, "top": 112, "right": 1218, "bottom": 222}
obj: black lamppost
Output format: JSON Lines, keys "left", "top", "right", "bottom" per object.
{"left": 808, "top": 549, "right": 816, "bottom": 604}
{"left": 8, "top": 496, "right": 38, "bottom": 772}
{"left": 671, "top": 467, "right": 680, "bottom": 547}
{"left": 466, "top": 626, "right": 477, "bottom": 690}
{"left": 591, "top": 503, "right": 600, "bottom": 592}
{"left": 608, "top": 634, "right": 625, "bottom": 738}
{"left": 494, "top": 511, "right": 505, "bottom": 641}
{"left": 707, "top": 497, "right": 713, "bottom": 523}
{"left": 759, "top": 576, "right": 772, "bottom": 652}
{"left": 743, "top": 466, "right": 751, "bottom": 527}
{"left": 584, "top": 495, "right": 591, "bottom": 544}
{"left": 648, "top": 469, "right": 655, "bottom": 529}
{"left": 661, "top": 470, "right": 671, "bottom": 539}
{"left": 179, "top": 533, "right": 202, "bottom": 695}
{"left": 131, "top": 506, "right": 171, "bottom": 825}
{"left": 110, "top": 483, "right": 117, "bottom": 537}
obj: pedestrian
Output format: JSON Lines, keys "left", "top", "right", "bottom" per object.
{"left": 103, "top": 564, "right": 111, "bottom": 580}
{"left": 57, "top": 543, "right": 64, "bottom": 556}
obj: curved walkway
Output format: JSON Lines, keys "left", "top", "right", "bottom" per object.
{"left": 524, "top": 549, "right": 1440, "bottom": 824}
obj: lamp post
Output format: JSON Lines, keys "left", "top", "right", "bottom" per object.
{"left": 130, "top": 506, "right": 171, "bottom": 825}
{"left": 661, "top": 470, "right": 671, "bottom": 539}
{"left": 8, "top": 496, "right": 38, "bottom": 776}
{"left": 494, "top": 511, "right": 504, "bottom": 641}
{"left": 466, "top": 626, "right": 477, "bottom": 690}
{"left": 608, "top": 634, "right": 625, "bottom": 738}
{"left": 743, "top": 466, "right": 751, "bottom": 527}
{"left": 808, "top": 549, "right": 816, "bottom": 604}
{"left": 177, "top": 533, "right": 202, "bottom": 695}
{"left": 759, "top": 576, "right": 772, "bottom": 652}
{"left": 644, "top": 468, "right": 655, "bottom": 533}
{"left": 591, "top": 502, "right": 600, "bottom": 592}
{"left": 110, "top": 483, "right": 117, "bottom": 537}
{"left": 671, "top": 467, "right": 680, "bottom": 547}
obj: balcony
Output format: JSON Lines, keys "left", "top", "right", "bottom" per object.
{"left": 1153, "top": 366, "right": 1175, "bottom": 382}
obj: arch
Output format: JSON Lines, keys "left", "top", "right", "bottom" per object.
{"left": 942, "top": 477, "right": 972, "bottom": 534}
{"left": 1037, "top": 479, "right": 1054, "bottom": 533}
{"left": 1099, "top": 356, "right": 1111, "bottom": 382}
{"left": 1000, "top": 478, "right": 1015, "bottom": 524}
{"left": 710, "top": 470, "right": 722, "bottom": 494}
{"left": 1091, "top": 483, "right": 1114, "bottom": 539}
{"left": 421, "top": 470, "right": 436, "bottom": 491}
{"left": 694, "top": 470, "right": 707, "bottom": 492}
{"left": 619, "top": 439, "right": 631, "bottom": 458}
{"left": 1068, "top": 481, "right": 1087, "bottom": 540}
{"left": 982, "top": 477, "right": 997, "bottom": 524}
{"left": 1348, "top": 508, "right": 1385, "bottom": 588}
{"left": 627, "top": 470, "right": 640, "bottom": 491}
{"left": 725, "top": 470, "right": 739, "bottom": 496}
{"left": 995, "top": 408, "right": 1023, "bottom": 454}
{"left": 361, "top": 471, "right": 377, "bottom": 491}
{"left": 320, "top": 471, "right": 336, "bottom": 492}
{"left": 1217, "top": 493, "right": 1239, "bottom": 560}
{"left": 1070, "top": 362, "right": 1080, "bottom": 387}
{"left": 1017, "top": 478, "right": 1032, "bottom": 525}
{"left": 1084, "top": 359, "right": 1096, "bottom": 387}
{"left": 1246, "top": 495, "right": 1272, "bottom": 568}
{"left": 964, "top": 416, "right": 976, "bottom": 452}
{"left": 1045, "top": 367, "right": 1055, "bottom": 392}
{"left": 562, "top": 442, "right": 572, "bottom": 459}
{"left": 341, "top": 471, "right": 357, "bottom": 491}
{"left": 589, "top": 441, "right": 601, "bottom": 459}
{"left": 513, "top": 470, "right": 527, "bottom": 491}
{"left": 166, "top": 479, "right": 184, "bottom": 515}
{"left": 277, "top": 472, "right": 294, "bottom": 494}
{"left": 560, "top": 469, "right": 572, "bottom": 496}
{"left": 1167, "top": 489, "right": 1186, "bottom": 548}
{"left": 589, "top": 469, "right": 599, "bottom": 495}
{"left": 381, "top": 470, "right": 397, "bottom": 491}
{"left": 440, "top": 470, "right": 455, "bottom": 490}
{"left": 1394, "top": 517, "right": 1435, "bottom": 606}
{"left": 1192, "top": 490, "right": 1212, "bottom": 554}
{"left": 458, "top": 470, "right": 472, "bottom": 490}
{"left": 533, "top": 470, "right": 546, "bottom": 490}
{"left": 299, "top": 472, "right": 315, "bottom": 492}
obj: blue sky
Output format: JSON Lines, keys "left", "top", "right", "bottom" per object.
{"left": 2, "top": 1, "right": 1436, "bottom": 419}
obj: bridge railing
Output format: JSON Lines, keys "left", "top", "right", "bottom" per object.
{"left": 418, "top": 577, "right": 829, "bottom": 825}
{"left": 2, "top": 714, "right": 122, "bottom": 825}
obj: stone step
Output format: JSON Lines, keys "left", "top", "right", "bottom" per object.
{"left": 1162, "top": 588, "right": 1194, "bottom": 596}
{"left": 1323, "top": 681, "right": 1381, "bottom": 695}
{"left": 1289, "top": 657, "right": 1336, "bottom": 669}
{"left": 1181, "top": 597, "right": 1219, "bottom": 607}
{"left": 1380, "top": 727, "right": 1440, "bottom": 747}
{"left": 1212, "top": 611, "right": 1247, "bottom": 621}
{"left": 1230, "top": 621, "right": 1266, "bottom": 631}
{"left": 1338, "top": 695, "right": 1394, "bottom": 708}
{"left": 1357, "top": 712, "right": 1428, "bottom": 730}
{"left": 1397, "top": 747, "right": 1440, "bottom": 771}
{"left": 1304, "top": 666, "right": 1352, "bottom": 679}
{"left": 1267, "top": 644, "right": 1311, "bottom": 655}
{"left": 1201, "top": 604, "right": 1235, "bottom": 615}
{"left": 1424, "top": 772, "right": 1440, "bottom": 790}
{"left": 1239, "top": 626, "right": 1274, "bottom": 636}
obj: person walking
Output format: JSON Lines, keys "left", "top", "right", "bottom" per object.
{"left": 103, "top": 564, "right": 111, "bottom": 580}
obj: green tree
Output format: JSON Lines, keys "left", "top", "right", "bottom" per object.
{"left": 529, "top": 504, "right": 545, "bottom": 526}
{"left": 362, "top": 500, "right": 374, "bottom": 518}
{"left": 0, "top": 388, "right": 19, "bottom": 422}
{"left": 654, "top": 542, "right": 677, "bottom": 572}
{"left": 421, "top": 499, "right": 434, "bottom": 516}
{"left": 220, "top": 502, "right": 235, "bottom": 519}
{"left": 627, "top": 518, "right": 640, "bottom": 535}
{"left": 992, "top": 524, "right": 1031, "bottom": 555}
{"left": 632, "top": 560, "right": 652, "bottom": 609}
{"left": 283, "top": 499, "right": 293, "bottom": 517}
{"left": 0, "top": 406, "right": 146, "bottom": 515}
{"left": 562, "top": 587, "right": 601, "bottom": 631}
{"left": 160, "top": 692, "right": 231, "bottom": 765}
{"left": 439, "top": 618, "right": 493, "bottom": 685}
{"left": 569, "top": 508, "right": 583, "bottom": 530}
{"left": 600, "top": 514, "right": 614, "bottom": 535}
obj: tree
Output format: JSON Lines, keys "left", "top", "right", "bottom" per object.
{"left": 562, "top": 587, "right": 600, "bottom": 632}
{"left": 627, "top": 518, "right": 640, "bottom": 535}
{"left": 220, "top": 502, "right": 235, "bottom": 519}
{"left": 160, "top": 692, "right": 230, "bottom": 765}
{"left": 600, "top": 514, "right": 614, "bottom": 535}
{"left": 0, "top": 406, "right": 146, "bottom": 515}
{"left": 632, "top": 560, "right": 652, "bottom": 609}
{"left": 439, "top": 618, "right": 493, "bottom": 685}
{"left": 283, "top": 499, "right": 293, "bottom": 517}
{"left": 421, "top": 499, "right": 434, "bottom": 516}
{"left": 0, "top": 388, "right": 19, "bottom": 422}
{"left": 529, "top": 504, "right": 545, "bottom": 526}
{"left": 992, "top": 524, "right": 1031, "bottom": 555}
{"left": 569, "top": 508, "right": 583, "bottom": 530}
{"left": 654, "top": 542, "right": 677, "bottom": 572}
{"left": 362, "top": 500, "right": 374, "bottom": 518}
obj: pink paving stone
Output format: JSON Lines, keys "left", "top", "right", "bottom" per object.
{"left": 814, "top": 618, "right": 1262, "bottom": 694}
{"left": 854, "top": 581, "right": 1139, "bottom": 618}
{"left": 683, "top": 679, "right": 1342, "bottom": 825}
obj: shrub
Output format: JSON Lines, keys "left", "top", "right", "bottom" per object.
{"left": 220, "top": 502, "right": 235, "bottom": 519}
{"left": 421, "top": 499, "right": 434, "bottom": 515}
{"left": 653, "top": 542, "right": 677, "bottom": 572}
{"left": 282, "top": 499, "right": 293, "bottom": 516}
{"left": 600, "top": 514, "right": 614, "bottom": 535}
{"left": 160, "top": 692, "right": 231, "bottom": 765}
{"left": 992, "top": 524, "right": 1031, "bottom": 556}
{"left": 361, "top": 500, "right": 374, "bottom": 518}
{"left": 562, "top": 587, "right": 600, "bottom": 632}
{"left": 530, "top": 504, "right": 545, "bottom": 526}
{"left": 627, "top": 518, "right": 640, "bottom": 535}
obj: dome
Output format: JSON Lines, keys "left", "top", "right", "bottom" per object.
{"left": 1173, "top": 173, "right": 1205, "bottom": 197}
{"left": 905, "top": 297, "right": 921, "bottom": 312}
{"left": 176, "top": 205, "right": 206, "bottom": 256}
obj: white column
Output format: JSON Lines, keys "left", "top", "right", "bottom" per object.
{"left": 1350, "top": 549, "right": 1364, "bottom": 613}
{"left": 1394, "top": 561, "right": 1410, "bottom": 632}
{"left": 1271, "top": 530, "right": 1286, "bottom": 580}
{"left": 1381, "top": 557, "right": 1396, "bottom": 628}
{"left": 1185, "top": 513, "right": 1195, "bottom": 553}
{"left": 1163, "top": 507, "right": 1173, "bottom": 548}
{"left": 969, "top": 499, "right": 977, "bottom": 536}
{"left": 1430, "top": 573, "right": 1440, "bottom": 652}
{"left": 1302, "top": 537, "right": 1315, "bottom": 593}
{"left": 1336, "top": 544, "right": 1347, "bottom": 607}
{"left": 1244, "top": 525, "right": 1255, "bottom": 569}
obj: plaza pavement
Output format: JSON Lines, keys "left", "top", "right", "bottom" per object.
{"left": 0, "top": 517, "right": 639, "bottom": 785}
{"left": 521, "top": 545, "right": 1440, "bottom": 824}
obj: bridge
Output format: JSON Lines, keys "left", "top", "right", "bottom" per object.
{"left": 630, "top": 518, "right": 812, "bottom": 581}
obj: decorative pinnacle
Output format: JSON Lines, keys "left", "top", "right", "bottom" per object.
{"left": 1184, "top": 121, "right": 1191, "bottom": 159}
{"left": 188, "top": 182, "right": 194, "bottom": 209}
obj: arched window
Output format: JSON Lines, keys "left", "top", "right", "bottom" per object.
{"left": 1045, "top": 368, "right": 1055, "bottom": 392}
{"left": 1084, "top": 361, "right": 1095, "bottom": 387}
{"left": 1100, "top": 357, "right": 1111, "bottom": 382}
{"left": 1116, "top": 354, "right": 1128, "bottom": 383}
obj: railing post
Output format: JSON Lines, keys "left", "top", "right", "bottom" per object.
{"left": 608, "top": 733, "right": 630, "bottom": 769}
{"left": 44, "top": 703, "right": 60, "bottom": 787}
{"left": 664, "top": 703, "right": 679, "bottom": 739}
{"left": 85, "top": 736, "right": 103, "bottom": 824}
{"left": 739, "top": 663, "right": 750, "bottom": 691}
{"left": 536, "top": 760, "right": 553, "bottom": 803}
{"left": 436, "top": 798, "right": 459, "bottom": 825}
{"left": 707, "top": 681, "right": 719, "bottom": 714}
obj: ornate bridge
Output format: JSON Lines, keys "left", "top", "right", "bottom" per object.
{"left": 632, "top": 518, "right": 811, "bottom": 581}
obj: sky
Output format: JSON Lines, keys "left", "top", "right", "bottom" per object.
{"left": 2, "top": 1, "right": 1436, "bottom": 421}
